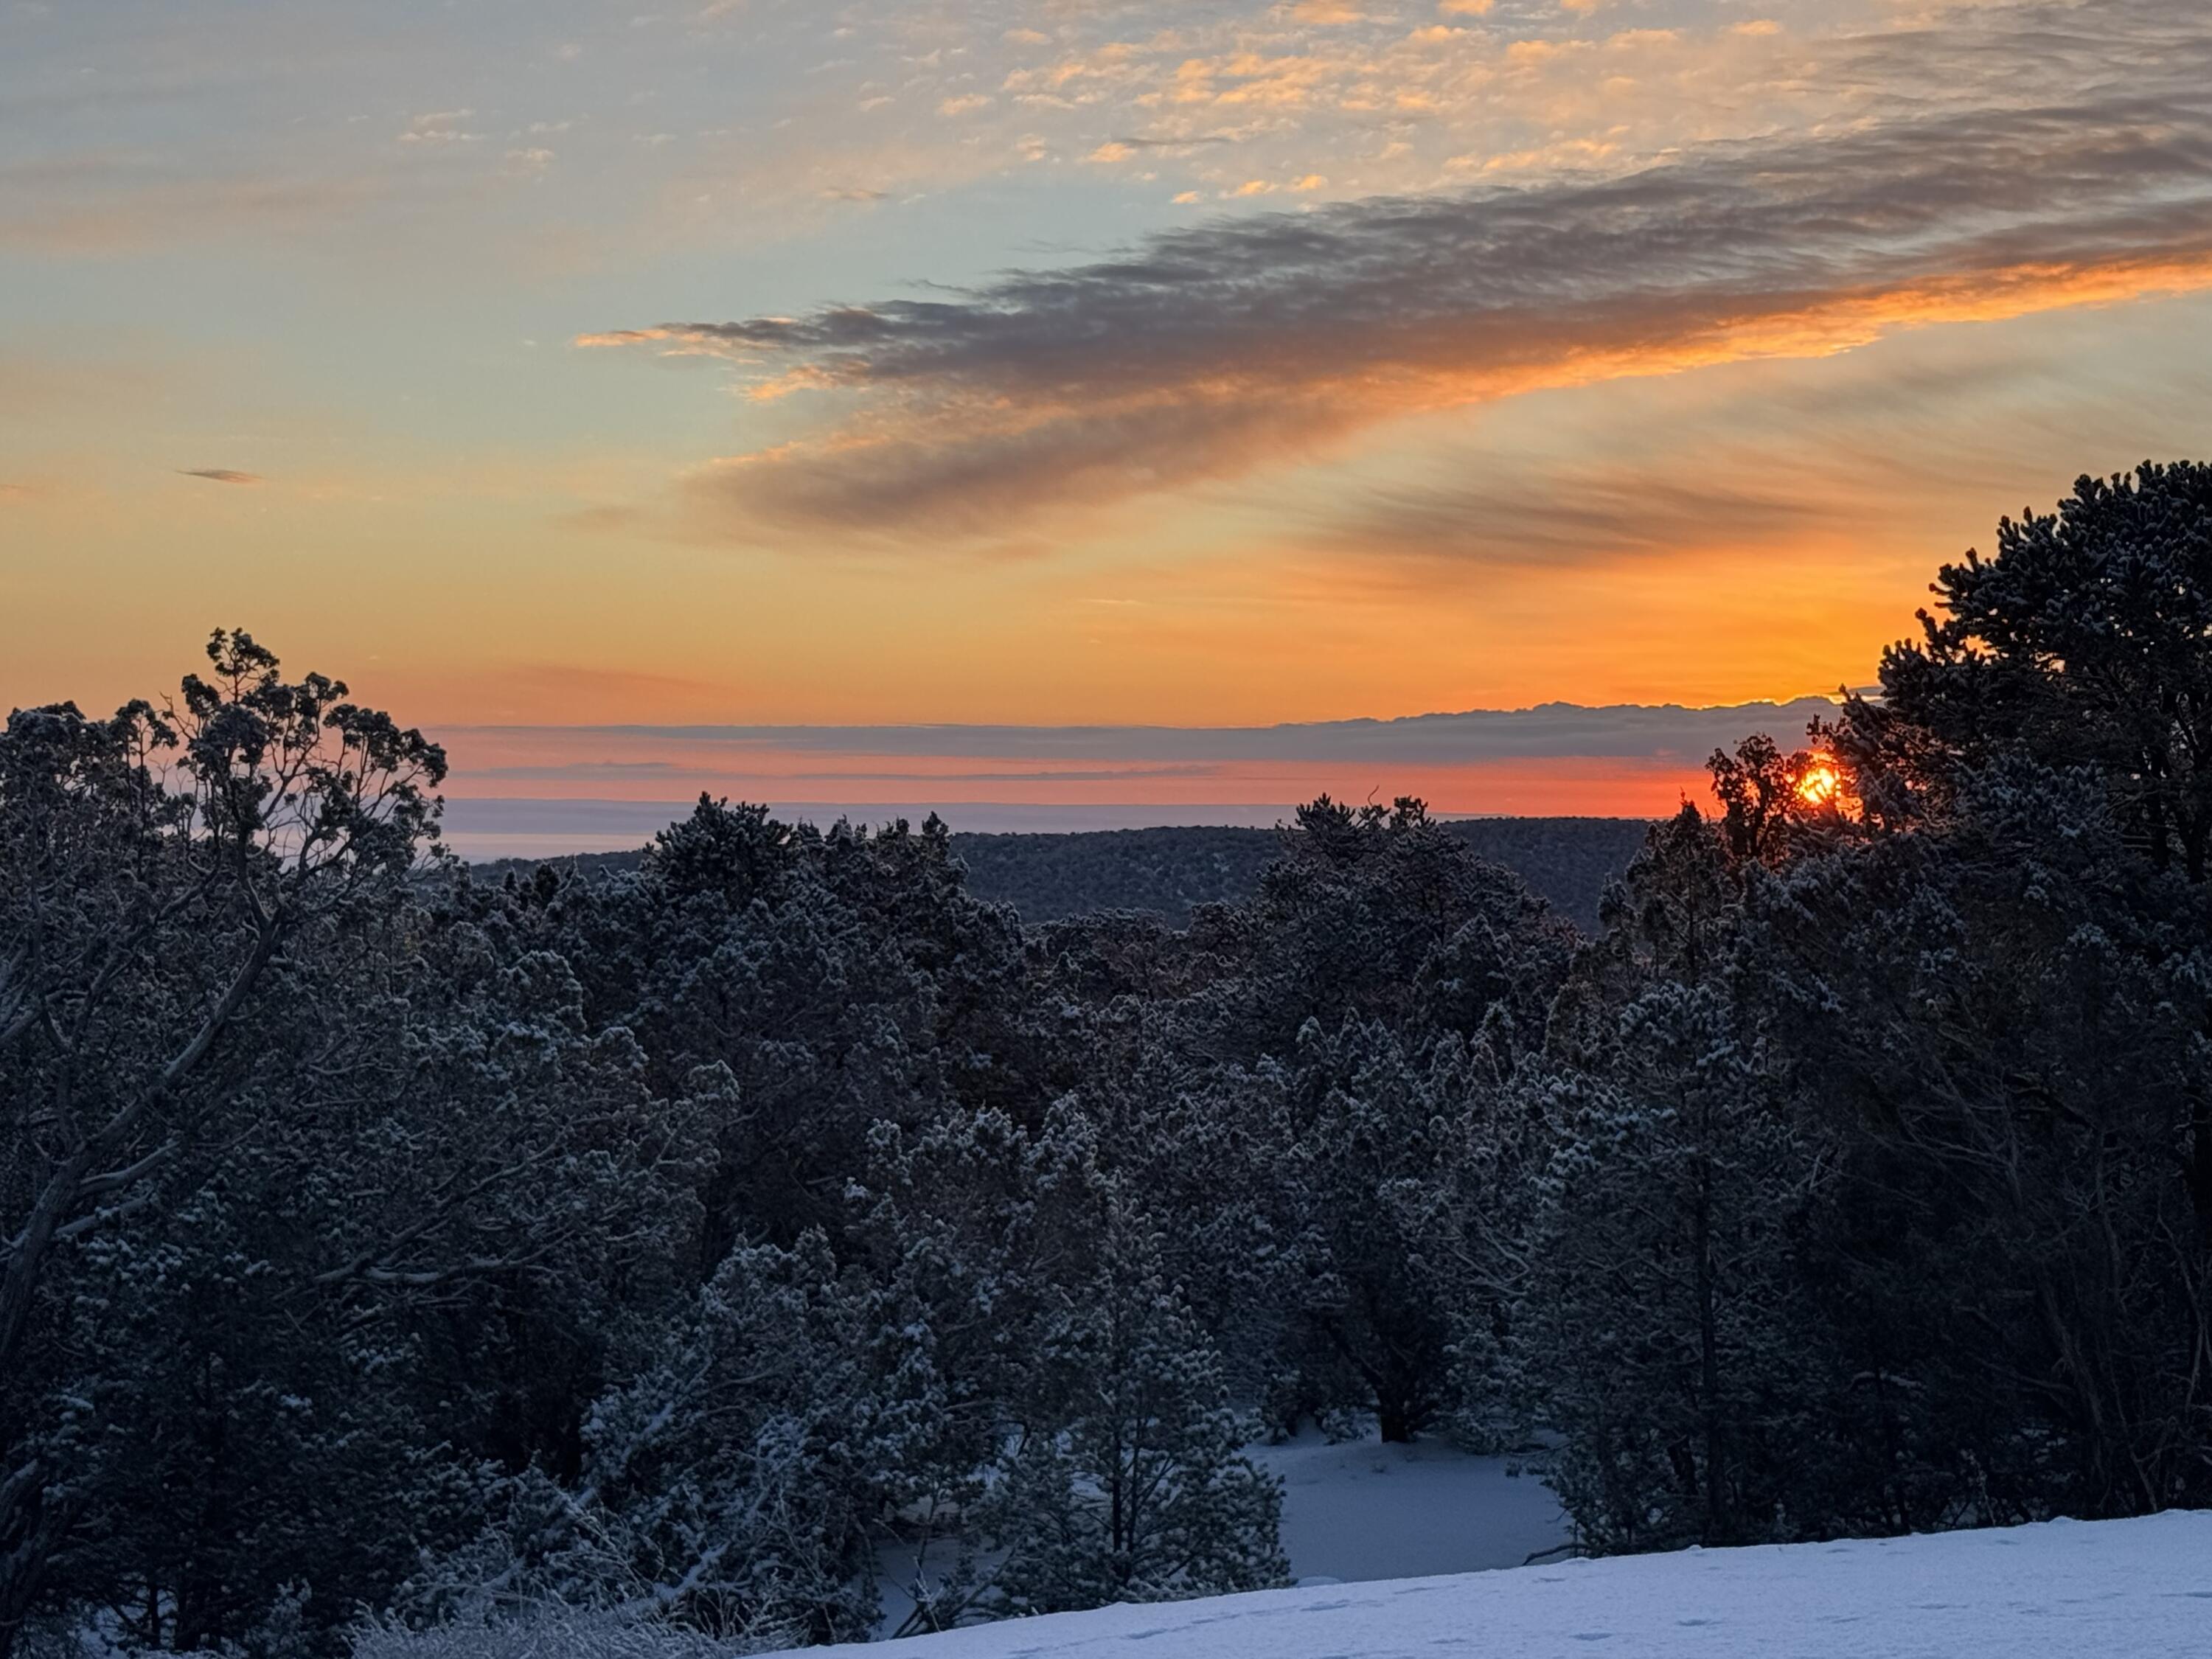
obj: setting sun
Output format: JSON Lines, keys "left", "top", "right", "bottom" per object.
{"left": 1796, "top": 757, "right": 1845, "bottom": 807}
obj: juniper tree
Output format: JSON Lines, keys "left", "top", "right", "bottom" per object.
{"left": 1237, "top": 796, "right": 1573, "bottom": 1055}
{"left": 974, "top": 1205, "right": 1287, "bottom": 1616}
{"left": 1265, "top": 1018, "right": 1504, "bottom": 1443}
{"left": 1, "top": 637, "right": 705, "bottom": 1655}
{"left": 0, "top": 633, "right": 444, "bottom": 1655}
{"left": 539, "top": 800, "right": 1036, "bottom": 1270}
{"left": 1743, "top": 760, "right": 2212, "bottom": 1523}
{"left": 450, "top": 1231, "right": 890, "bottom": 1648}
{"left": 1860, "top": 462, "right": 2212, "bottom": 877}
{"left": 1519, "top": 981, "right": 1829, "bottom": 1551}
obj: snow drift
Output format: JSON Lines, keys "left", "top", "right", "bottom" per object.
{"left": 807, "top": 1511, "right": 2212, "bottom": 1659}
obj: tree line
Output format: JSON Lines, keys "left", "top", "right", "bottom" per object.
{"left": 476, "top": 819, "right": 1649, "bottom": 933}
{"left": 5, "top": 462, "right": 2212, "bottom": 1655}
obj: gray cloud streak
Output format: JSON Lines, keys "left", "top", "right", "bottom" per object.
{"left": 588, "top": 4, "right": 2212, "bottom": 539}
{"left": 448, "top": 698, "right": 1843, "bottom": 765}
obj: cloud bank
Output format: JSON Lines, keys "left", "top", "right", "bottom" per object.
{"left": 432, "top": 698, "right": 1846, "bottom": 853}
{"left": 585, "top": 7, "right": 2212, "bottom": 540}
{"left": 454, "top": 697, "right": 1843, "bottom": 766}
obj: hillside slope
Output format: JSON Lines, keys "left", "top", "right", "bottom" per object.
{"left": 948, "top": 819, "right": 1651, "bottom": 930}
{"left": 806, "top": 1512, "right": 2211, "bottom": 1659}
{"left": 469, "top": 818, "right": 1652, "bottom": 931}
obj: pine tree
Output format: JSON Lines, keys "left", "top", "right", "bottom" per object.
{"left": 1518, "top": 981, "right": 1829, "bottom": 1551}
{"left": 408, "top": 1231, "right": 890, "bottom": 1648}
{"left": 976, "top": 1214, "right": 1287, "bottom": 1615}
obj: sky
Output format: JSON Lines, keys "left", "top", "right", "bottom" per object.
{"left": 7, "top": 0, "right": 2212, "bottom": 848}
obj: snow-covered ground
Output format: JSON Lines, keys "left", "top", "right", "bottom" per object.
{"left": 834, "top": 1510, "right": 2211, "bottom": 1659}
{"left": 1247, "top": 1428, "right": 1569, "bottom": 1582}
{"left": 877, "top": 1429, "right": 1566, "bottom": 1632}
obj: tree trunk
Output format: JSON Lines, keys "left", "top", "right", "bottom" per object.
{"left": 0, "top": 1464, "right": 78, "bottom": 1659}
{"left": 1694, "top": 1152, "right": 1728, "bottom": 1545}
{"left": 2186, "top": 1068, "right": 2212, "bottom": 1251}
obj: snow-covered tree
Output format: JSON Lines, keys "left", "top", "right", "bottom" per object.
{"left": 1, "top": 633, "right": 445, "bottom": 1655}
{"left": 1863, "top": 462, "right": 2212, "bottom": 877}
{"left": 1265, "top": 1019, "right": 1503, "bottom": 1443}
{"left": 975, "top": 1214, "right": 1287, "bottom": 1616}
{"left": 1518, "top": 981, "right": 1830, "bottom": 1551}
{"left": 1, "top": 637, "right": 711, "bottom": 1655}
{"left": 1745, "top": 759, "right": 2212, "bottom": 1523}
{"left": 407, "top": 1231, "right": 890, "bottom": 1649}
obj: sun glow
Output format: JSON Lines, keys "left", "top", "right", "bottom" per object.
{"left": 1795, "top": 757, "right": 1844, "bottom": 807}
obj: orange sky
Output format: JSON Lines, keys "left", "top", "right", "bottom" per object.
{"left": 7, "top": 1, "right": 2211, "bottom": 839}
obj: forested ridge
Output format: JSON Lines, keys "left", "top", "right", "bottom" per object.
{"left": 479, "top": 818, "right": 1650, "bottom": 933}
{"left": 917, "top": 818, "right": 1646, "bottom": 932}
{"left": 7, "top": 464, "right": 2212, "bottom": 1657}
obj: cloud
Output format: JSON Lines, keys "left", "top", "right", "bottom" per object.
{"left": 585, "top": 40, "right": 2212, "bottom": 541}
{"left": 1089, "top": 134, "right": 1237, "bottom": 164}
{"left": 1323, "top": 473, "right": 1843, "bottom": 568}
{"left": 177, "top": 468, "right": 264, "bottom": 484}
{"left": 474, "top": 761, "right": 690, "bottom": 779}
{"left": 1300, "top": 284, "right": 2212, "bottom": 572}
{"left": 835, "top": 766, "right": 1225, "bottom": 782}
{"left": 400, "top": 110, "right": 482, "bottom": 145}
{"left": 0, "top": 158, "right": 386, "bottom": 254}
{"left": 465, "top": 698, "right": 1843, "bottom": 765}
{"left": 470, "top": 761, "right": 1227, "bottom": 782}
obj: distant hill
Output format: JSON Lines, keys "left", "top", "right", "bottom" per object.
{"left": 950, "top": 818, "right": 1650, "bottom": 931}
{"left": 470, "top": 816, "right": 1652, "bottom": 932}
{"left": 1445, "top": 817, "right": 1655, "bottom": 930}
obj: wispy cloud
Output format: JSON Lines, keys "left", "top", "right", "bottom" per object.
{"left": 585, "top": 19, "right": 2212, "bottom": 541}
{"left": 473, "top": 760, "right": 691, "bottom": 779}
{"left": 1320, "top": 473, "right": 1844, "bottom": 568}
{"left": 400, "top": 109, "right": 481, "bottom": 145}
{"left": 0, "top": 155, "right": 386, "bottom": 254}
{"left": 451, "top": 699, "right": 1844, "bottom": 764}
{"left": 177, "top": 467, "right": 264, "bottom": 484}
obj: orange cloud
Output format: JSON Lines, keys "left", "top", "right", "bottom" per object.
{"left": 584, "top": 88, "right": 2212, "bottom": 542}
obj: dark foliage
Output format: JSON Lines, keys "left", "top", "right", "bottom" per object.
{"left": 476, "top": 818, "right": 1649, "bottom": 935}
{"left": 10, "top": 466, "right": 2212, "bottom": 1655}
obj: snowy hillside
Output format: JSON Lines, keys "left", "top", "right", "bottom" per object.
{"left": 818, "top": 1512, "right": 2212, "bottom": 1659}
{"left": 1247, "top": 1429, "right": 1568, "bottom": 1582}
{"left": 877, "top": 1430, "right": 1568, "bottom": 1635}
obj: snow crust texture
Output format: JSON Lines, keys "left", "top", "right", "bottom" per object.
{"left": 805, "top": 1512, "right": 2212, "bottom": 1659}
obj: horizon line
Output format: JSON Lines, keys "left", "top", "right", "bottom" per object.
{"left": 430, "top": 692, "right": 1854, "bottom": 738}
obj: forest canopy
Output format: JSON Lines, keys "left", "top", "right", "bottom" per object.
{"left": 6, "top": 464, "right": 2212, "bottom": 1656}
